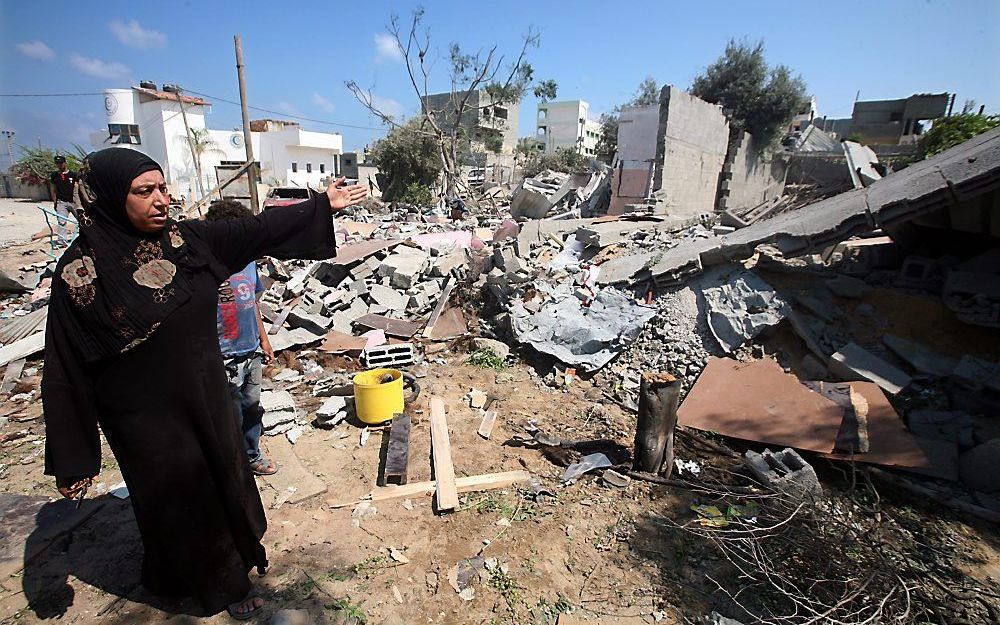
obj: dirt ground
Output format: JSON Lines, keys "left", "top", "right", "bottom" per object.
{"left": 1, "top": 237, "right": 999, "bottom": 625}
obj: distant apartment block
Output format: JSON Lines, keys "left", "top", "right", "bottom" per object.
{"left": 420, "top": 89, "right": 519, "bottom": 155}
{"left": 821, "top": 93, "right": 953, "bottom": 145}
{"left": 536, "top": 100, "right": 602, "bottom": 156}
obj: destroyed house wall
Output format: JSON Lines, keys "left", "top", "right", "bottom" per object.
{"left": 651, "top": 86, "right": 730, "bottom": 218}
{"left": 609, "top": 104, "right": 659, "bottom": 215}
{"left": 717, "top": 131, "right": 788, "bottom": 213}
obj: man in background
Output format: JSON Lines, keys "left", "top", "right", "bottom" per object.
{"left": 49, "top": 155, "right": 77, "bottom": 245}
{"left": 206, "top": 199, "right": 278, "bottom": 476}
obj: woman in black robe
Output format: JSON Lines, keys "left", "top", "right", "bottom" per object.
{"left": 41, "top": 148, "right": 366, "bottom": 619}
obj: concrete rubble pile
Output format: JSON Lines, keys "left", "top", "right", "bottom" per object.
{"left": 508, "top": 165, "right": 611, "bottom": 220}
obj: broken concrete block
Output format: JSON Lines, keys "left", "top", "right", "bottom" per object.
{"left": 825, "top": 275, "right": 870, "bottom": 299}
{"left": 493, "top": 246, "right": 517, "bottom": 272}
{"left": 261, "top": 390, "right": 296, "bottom": 413}
{"left": 959, "top": 439, "right": 1000, "bottom": 493}
{"left": 712, "top": 225, "right": 736, "bottom": 236}
{"left": 317, "top": 395, "right": 348, "bottom": 419}
{"left": 369, "top": 284, "right": 409, "bottom": 311}
{"left": 313, "top": 260, "right": 351, "bottom": 287}
{"left": 470, "top": 337, "right": 510, "bottom": 360}
{"left": 703, "top": 271, "right": 790, "bottom": 353}
{"left": 468, "top": 389, "right": 488, "bottom": 410}
{"left": 407, "top": 292, "right": 430, "bottom": 310}
{"left": 828, "top": 342, "right": 912, "bottom": 395}
{"left": 286, "top": 308, "right": 332, "bottom": 335}
{"left": 743, "top": 448, "right": 822, "bottom": 500}
{"left": 428, "top": 252, "right": 465, "bottom": 278}
{"left": 951, "top": 355, "right": 1000, "bottom": 394}
{"left": 882, "top": 334, "right": 958, "bottom": 378}
{"left": 907, "top": 410, "right": 975, "bottom": 447}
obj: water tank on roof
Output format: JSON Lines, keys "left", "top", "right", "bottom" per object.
{"left": 139, "top": 80, "right": 157, "bottom": 90}
{"left": 104, "top": 89, "right": 137, "bottom": 125}
{"left": 162, "top": 84, "right": 180, "bottom": 94}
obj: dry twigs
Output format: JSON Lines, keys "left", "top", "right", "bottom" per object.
{"left": 649, "top": 465, "right": 1000, "bottom": 624}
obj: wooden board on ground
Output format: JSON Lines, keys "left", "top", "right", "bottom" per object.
{"left": 428, "top": 397, "right": 459, "bottom": 511}
{"left": 422, "top": 278, "right": 455, "bottom": 339}
{"left": 426, "top": 306, "right": 467, "bottom": 341}
{"left": 477, "top": 411, "right": 497, "bottom": 439}
{"left": 383, "top": 413, "right": 410, "bottom": 485}
{"left": 354, "top": 314, "right": 422, "bottom": 339}
{"left": 261, "top": 436, "right": 327, "bottom": 505}
{"left": 367, "top": 470, "right": 532, "bottom": 504}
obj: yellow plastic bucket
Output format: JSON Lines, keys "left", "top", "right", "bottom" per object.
{"left": 353, "top": 368, "right": 404, "bottom": 425}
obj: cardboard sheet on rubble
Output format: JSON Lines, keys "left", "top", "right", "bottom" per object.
{"left": 319, "top": 329, "right": 369, "bottom": 354}
{"left": 333, "top": 239, "right": 401, "bottom": 266}
{"left": 678, "top": 357, "right": 844, "bottom": 453}
{"left": 426, "top": 305, "right": 467, "bottom": 340}
{"left": 820, "top": 382, "right": 958, "bottom": 480}
{"left": 353, "top": 313, "right": 422, "bottom": 339}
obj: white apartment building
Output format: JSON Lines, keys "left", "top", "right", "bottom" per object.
{"left": 91, "top": 85, "right": 344, "bottom": 200}
{"left": 536, "top": 100, "right": 602, "bottom": 156}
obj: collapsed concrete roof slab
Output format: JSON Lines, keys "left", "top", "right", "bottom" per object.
{"left": 648, "top": 127, "right": 1000, "bottom": 285}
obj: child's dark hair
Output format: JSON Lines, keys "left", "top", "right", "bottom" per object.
{"left": 205, "top": 199, "right": 252, "bottom": 221}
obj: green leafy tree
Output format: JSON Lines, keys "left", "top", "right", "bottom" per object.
{"left": 370, "top": 117, "right": 442, "bottom": 201}
{"left": 522, "top": 146, "right": 593, "bottom": 178}
{"left": 347, "top": 8, "right": 556, "bottom": 197}
{"left": 11, "top": 144, "right": 86, "bottom": 186}
{"left": 397, "top": 182, "right": 434, "bottom": 206}
{"left": 595, "top": 77, "right": 660, "bottom": 164}
{"left": 691, "top": 39, "right": 807, "bottom": 146}
{"left": 916, "top": 113, "right": 1000, "bottom": 160}
{"left": 533, "top": 79, "right": 558, "bottom": 102}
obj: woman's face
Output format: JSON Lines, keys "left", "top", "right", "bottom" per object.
{"left": 125, "top": 170, "right": 170, "bottom": 233}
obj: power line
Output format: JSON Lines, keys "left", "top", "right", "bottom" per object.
{"left": 0, "top": 92, "right": 104, "bottom": 97}
{"left": 0, "top": 90, "right": 394, "bottom": 135}
{"left": 182, "top": 88, "right": 389, "bottom": 133}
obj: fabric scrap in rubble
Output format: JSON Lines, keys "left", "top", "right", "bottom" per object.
{"left": 510, "top": 285, "right": 655, "bottom": 371}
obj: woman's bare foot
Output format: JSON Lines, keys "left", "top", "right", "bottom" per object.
{"left": 227, "top": 595, "right": 263, "bottom": 620}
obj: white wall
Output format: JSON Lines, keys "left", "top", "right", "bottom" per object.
{"left": 536, "top": 100, "right": 598, "bottom": 155}
{"left": 92, "top": 89, "right": 342, "bottom": 199}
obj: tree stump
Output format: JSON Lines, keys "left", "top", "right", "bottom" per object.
{"left": 632, "top": 372, "right": 681, "bottom": 476}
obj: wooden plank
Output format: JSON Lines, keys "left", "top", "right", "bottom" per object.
{"left": 368, "top": 470, "right": 532, "bottom": 503}
{"left": 383, "top": 413, "right": 410, "bottom": 485}
{"left": 422, "top": 277, "right": 455, "bottom": 339}
{"left": 0, "top": 332, "right": 45, "bottom": 368}
{"left": 477, "top": 411, "right": 497, "bottom": 439}
{"left": 354, "top": 314, "right": 421, "bottom": 339}
{"left": 1, "top": 359, "right": 25, "bottom": 394}
{"left": 428, "top": 396, "right": 459, "bottom": 511}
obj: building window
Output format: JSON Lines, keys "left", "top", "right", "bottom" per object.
{"left": 538, "top": 109, "right": 546, "bottom": 120}
{"left": 291, "top": 162, "right": 298, "bottom": 173}
{"left": 306, "top": 163, "right": 312, "bottom": 173}
{"left": 108, "top": 123, "right": 141, "bottom": 145}
{"left": 493, "top": 106, "right": 508, "bottom": 120}
{"left": 320, "top": 163, "right": 325, "bottom": 173}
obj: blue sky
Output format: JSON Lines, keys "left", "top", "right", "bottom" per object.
{"left": 1, "top": 0, "right": 998, "bottom": 159}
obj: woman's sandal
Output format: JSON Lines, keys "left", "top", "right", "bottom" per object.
{"left": 250, "top": 457, "right": 278, "bottom": 476}
{"left": 227, "top": 593, "right": 264, "bottom": 621}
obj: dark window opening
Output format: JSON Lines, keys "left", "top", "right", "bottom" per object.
{"left": 306, "top": 163, "right": 312, "bottom": 173}
{"left": 320, "top": 163, "right": 325, "bottom": 173}
{"left": 889, "top": 111, "right": 903, "bottom": 122}
{"left": 108, "top": 123, "right": 141, "bottom": 145}
{"left": 493, "top": 106, "right": 508, "bottom": 120}
{"left": 291, "top": 162, "right": 298, "bottom": 173}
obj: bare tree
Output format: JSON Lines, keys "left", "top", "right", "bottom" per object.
{"left": 347, "top": 8, "right": 549, "bottom": 198}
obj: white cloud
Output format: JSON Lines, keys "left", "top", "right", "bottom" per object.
{"left": 374, "top": 33, "right": 403, "bottom": 63}
{"left": 312, "top": 93, "right": 335, "bottom": 113}
{"left": 109, "top": 19, "right": 166, "bottom": 49}
{"left": 69, "top": 54, "right": 131, "bottom": 80}
{"left": 372, "top": 95, "right": 405, "bottom": 120}
{"left": 16, "top": 40, "right": 55, "bottom": 61}
{"left": 272, "top": 101, "right": 302, "bottom": 117}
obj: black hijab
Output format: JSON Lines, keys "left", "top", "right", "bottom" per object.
{"left": 50, "top": 148, "right": 224, "bottom": 362}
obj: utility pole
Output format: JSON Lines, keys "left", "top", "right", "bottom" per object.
{"left": 175, "top": 88, "right": 206, "bottom": 202}
{"left": 234, "top": 35, "right": 259, "bottom": 214}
